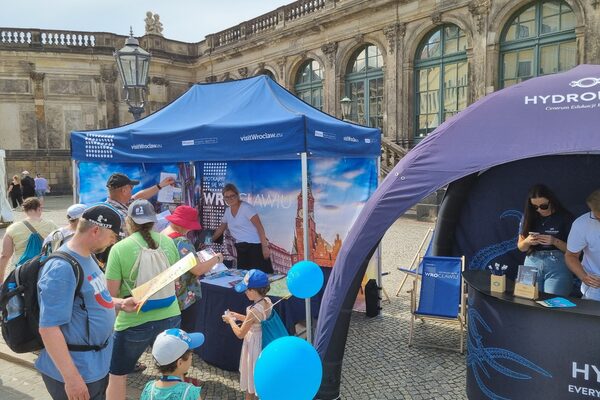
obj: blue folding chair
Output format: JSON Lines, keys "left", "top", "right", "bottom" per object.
{"left": 395, "top": 228, "right": 434, "bottom": 296}
{"left": 408, "top": 255, "right": 466, "bottom": 353}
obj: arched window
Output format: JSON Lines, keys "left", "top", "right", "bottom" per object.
{"left": 345, "top": 44, "right": 384, "bottom": 128}
{"left": 257, "top": 69, "right": 275, "bottom": 81}
{"left": 500, "top": 0, "right": 576, "bottom": 88}
{"left": 294, "top": 59, "right": 323, "bottom": 110}
{"left": 414, "top": 25, "right": 468, "bottom": 140}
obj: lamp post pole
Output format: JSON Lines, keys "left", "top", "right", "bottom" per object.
{"left": 114, "top": 28, "right": 151, "bottom": 121}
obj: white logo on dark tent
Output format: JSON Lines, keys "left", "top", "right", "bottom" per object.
{"left": 569, "top": 77, "right": 600, "bottom": 88}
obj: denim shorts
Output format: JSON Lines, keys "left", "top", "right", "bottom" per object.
{"left": 109, "top": 315, "right": 180, "bottom": 376}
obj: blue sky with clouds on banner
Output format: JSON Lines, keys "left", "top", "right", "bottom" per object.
{"left": 1, "top": 1, "right": 291, "bottom": 42}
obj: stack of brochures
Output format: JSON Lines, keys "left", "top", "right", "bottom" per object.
{"left": 536, "top": 297, "right": 576, "bottom": 308}
{"left": 516, "top": 265, "right": 538, "bottom": 286}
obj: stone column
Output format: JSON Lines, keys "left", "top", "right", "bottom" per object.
{"left": 320, "top": 41, "right": 338, "bottom": 117}
{"left": 149, "top": 76, "right": 170, "bottom": 113}
{"left": 383, "top": 22, "right": 405, "bottom": 142}
{"left": 29, "top": 71, "right": 45, "bottom": 149}
{"left": 468, "top": 0, "right": 491, "bottom": 101}
{"left": 583, "top": 0, "right": 600, "bottom": 63}
{"left": 100, "top": 65, "right": 119, "bottom": 128}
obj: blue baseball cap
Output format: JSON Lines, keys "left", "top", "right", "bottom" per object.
{"left": 234, "top": 269, "right": 269, "bottom": 293}
{"left": 152, "top": 328, "right": 205, "bottom": 366}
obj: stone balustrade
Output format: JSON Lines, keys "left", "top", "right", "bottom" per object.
{"left": 1, "top": 29, "right": 96, "bottom": 47}
{"left": 381, "top": 136, "right": 408, "bottom": 175}
{"left": 1, "top": 0, "right": 336, "bottom": 53}
{"left": 210, "top": 0, "right": 332, "bottom": 49}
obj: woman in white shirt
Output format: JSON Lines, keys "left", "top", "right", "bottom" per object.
{"left": 213, "top": 183, "right": 273, "bottom": 273}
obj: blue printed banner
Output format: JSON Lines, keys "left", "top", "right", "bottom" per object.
{"left": 77, "top": 158, "right": 377, "bottom": 272}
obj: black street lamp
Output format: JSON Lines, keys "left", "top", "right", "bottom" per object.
{"left": 340, "top": 97, "right": 352, "bottom": 121}
{"left": 114, "top": 28, "right": 151, "bottom": 120}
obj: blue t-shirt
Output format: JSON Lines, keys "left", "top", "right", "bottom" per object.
{"left": 35, "top": 246, "right": 116, "bottom": 383}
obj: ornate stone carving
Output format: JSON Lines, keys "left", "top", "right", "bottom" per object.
{"left": 431, "top": 11, "right": 442, "bottom": 25}
{"left": 205, "top": 75, "right": 217, "bottom": 83}
{"left": 222, "top": 72, "right": 230, "bottom": 81}
{"left": 100, "top": 65, "right": 117, "bottom": 84}
{"left": 151, "top": 76, "right": 169, "bottom": 86}
{"left": 238, "top": 67, "right": 248, "bottom": 78}
{"left": 299, "top": 51, "right": 307, "bottom": 61}
{"left": 320, "top": 41, "right": 338, "bottom": 66}
{"left": 30, "top": 72, "right": 45, "bottom": 83}
{"left": 258, "top": 62, "right": 266, "bottom": 70}
{"left": 145, "top": 11, "right": 164, "bottom": 36}
{"left": 383, "top": 23, "right": 406, "bottom": 54}
{"left": 468, "top": 0, "right": 490, "bottom": 34}
{"left": 591, "top": 0, "right": 599, "bottom": 9}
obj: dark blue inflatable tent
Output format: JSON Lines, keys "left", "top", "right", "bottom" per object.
{"left": 314, "top": 65, "right": 600, "bottom": 398}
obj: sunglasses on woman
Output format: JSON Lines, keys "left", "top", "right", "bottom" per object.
{"left": 532, "top": 203, "right": 550, "bottom": 210}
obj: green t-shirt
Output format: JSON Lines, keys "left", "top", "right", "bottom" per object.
{"left": 105, "top": 231, "right": 181, "bottom": 331}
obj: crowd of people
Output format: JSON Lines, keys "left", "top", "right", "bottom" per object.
{"left": 518, "top": 184, "right": 600, "bottom": 300}
{"left": 0, "top": 172, "right": 274, "bottom": 400}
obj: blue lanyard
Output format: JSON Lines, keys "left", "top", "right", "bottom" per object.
{"left": 160, "top": 375, "right": 183, "bottom": 382}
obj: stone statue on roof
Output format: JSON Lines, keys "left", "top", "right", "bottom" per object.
{"left": 144, "top": 11, "right": 164, "bottom": 36}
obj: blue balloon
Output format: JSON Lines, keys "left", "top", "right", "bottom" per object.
{"left": 255, "top": 336, "right": 323, "bottom": 400}
{"left": 287, "top": 260, "right": 324, "bottom": 299}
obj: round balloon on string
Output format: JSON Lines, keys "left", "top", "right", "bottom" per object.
{"left": 254, "top": 336, "right": 323, "bottom": 400}
{"left": 287, "top": 260, "right": 324, "bottom": 298}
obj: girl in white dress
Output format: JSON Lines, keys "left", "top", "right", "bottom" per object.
{"left": 223, "top": 269, "right": 272, "bottom": 400}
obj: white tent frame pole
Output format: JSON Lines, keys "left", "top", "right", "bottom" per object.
{"left": 301, "top": 152, "right": 312, "bottom": 343}
{"left": 72, "top": 160, "right": 78, "bottom": 203}
{"left": 376, "top": 157, "right": 382, "bottom": 291}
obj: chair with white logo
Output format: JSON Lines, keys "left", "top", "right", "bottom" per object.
{"left": 408, "top": 255, "right": 466, "bottom": 353}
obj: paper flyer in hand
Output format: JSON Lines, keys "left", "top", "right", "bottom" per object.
{"left": 198, "top": 248, "right": 217, "bottom": 263}
{"left": 157, "top": 172, "right": 182, "bottom": 203}
{"left": 536, "top": 297, "right": 576, "bottom": 308}
{"left": 131, "top": 253, "right": 197, "bottom": 312}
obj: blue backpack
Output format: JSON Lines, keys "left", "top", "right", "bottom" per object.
{"left": 16, "top": 221, "right": 43, "bottom": 268}
{"left": 250, "top": 299, "right": 289, "bottom": 349}
{"left": 261, "top": 310, "right": 289, "bottom": 349}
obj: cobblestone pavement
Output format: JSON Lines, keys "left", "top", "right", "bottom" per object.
{"left": 0, "top": 357, "right": 51, "bottom": 399}
{"left": 0, "top": 196, "right": 467, "bottom": 399}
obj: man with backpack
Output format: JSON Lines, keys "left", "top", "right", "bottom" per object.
{"left": 0, "top": 197, "right": 57, "bottom": 284}
{"left": 36, "top": 203, "right": 138, "bottom": 400}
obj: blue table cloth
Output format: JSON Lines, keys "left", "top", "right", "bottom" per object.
{"left": 194, "top": 267, "right": 330, "bottom": 371}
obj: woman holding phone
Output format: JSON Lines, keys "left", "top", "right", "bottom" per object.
{"left": 517, "top": 184, "right": 574, "bottom": 296}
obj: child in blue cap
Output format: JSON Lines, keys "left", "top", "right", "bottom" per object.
{"left": 140, "top": 328, "right": 204, "bottom": 400}
{"left": 222, "top": 269, "right": 271, "bottom": 400}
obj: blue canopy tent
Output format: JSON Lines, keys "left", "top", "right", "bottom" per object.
{"left": 71, "top": 75, "right": 380, "bottom": 162}
{"left": 314, "top": 64, "right": 600, "bottom": 398}
{"left": 71, "top": 75, "right": 380, "bottom": 344}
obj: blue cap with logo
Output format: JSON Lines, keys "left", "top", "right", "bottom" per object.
{"left": 234, "top": 269, "right": 269, "bottom": 293}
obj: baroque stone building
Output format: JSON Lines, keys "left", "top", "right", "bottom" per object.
{"left": 0, "top": 0, "right": 599, "bottom": 193}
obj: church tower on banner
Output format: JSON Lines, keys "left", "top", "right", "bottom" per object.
{"left": 291, "top": 182, "right": 341, "bottom": 268}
